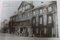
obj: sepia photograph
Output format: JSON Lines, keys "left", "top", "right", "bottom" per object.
{"left": 0, "top": 0, "right": 59, "bottom": 40}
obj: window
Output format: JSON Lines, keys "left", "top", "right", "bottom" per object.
{"left": 22, "top": 7, "right": 25, "bottom": 12}
{"left": 25, "top": 5, "right": 30, "bottom": 10}
{"left": 44, "top": 15, "right": 47, "bottom": 25}
{"left": 33, "top": 11, "right": 36, "bottom": 15}
{"left": 16, "top": 16, "right": 19, "bottom": 21}
{"left": 19, "top": 8, "right": 22, "bottom": 11}
{"left": 48, "top": 16, "right": 52, "bottom": 23}
{"left": 40, "top": 17, "right": 42, "bottom": 24}
{"left": 32, "top": 18, "right": 36, "bottom": 24}
{"left": 40, "top": 9, "right": 43, "bottom": 14}
{"left": 43, "top": 8, "right": 47, "bottom": 14}
{"left": 19, "top": 7, "right": 25, "bottom": 12}
{"left": 48, "top": 7, "right": 52, "bottom": 12}
{"left": 22, "top": 13, "right": 25, "bottom": 17}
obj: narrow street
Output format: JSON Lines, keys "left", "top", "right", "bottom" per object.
{"left": 0, "top": 33, "right": 59, "bottom": 40}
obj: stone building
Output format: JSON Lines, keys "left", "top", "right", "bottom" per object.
{"left": 9, "top": 1, "right": 58, "bottom": 37}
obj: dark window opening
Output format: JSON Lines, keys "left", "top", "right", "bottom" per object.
{"left": 20, "top": 28, "right": 23, "bottom": 33}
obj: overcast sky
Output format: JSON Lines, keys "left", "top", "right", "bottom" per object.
{"left": 0, "top": 1, "right": 51, "bottom": 22}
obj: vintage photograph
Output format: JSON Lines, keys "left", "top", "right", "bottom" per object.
{"left": 0, "top": 1, "right": 58, "bottom": 38}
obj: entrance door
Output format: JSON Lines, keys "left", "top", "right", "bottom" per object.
{"left": 47, "top": 14, "right": 53, "bottom": 37}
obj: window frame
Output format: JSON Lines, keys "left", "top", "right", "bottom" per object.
{"left": 39, "top": 9, "right": 43, "bottom": 14}
{"left": 32, "top": 17, "right": 36, "bottom": 26}
{"left": 43, "top": 14, "right": 47, "bottom": 26}
{"left": 48, "top": 6, "right": 53, "bottom": 12}
{"left": 38, "top": 15, "right": 43, "bottom": 27}
{"left": 47, "top": 14, "right": 53, "bottom": 27}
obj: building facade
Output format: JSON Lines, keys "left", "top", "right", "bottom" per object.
{"left": 1, "top": 20, "right": 9, "bottom": 33}
{"left": 9, "top": 1, "right": 58, "bottom": 37}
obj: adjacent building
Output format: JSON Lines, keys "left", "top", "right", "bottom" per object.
{"left": 1, "top": 20, "right": 9, "bottom": 33}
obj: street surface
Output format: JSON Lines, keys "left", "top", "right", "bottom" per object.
{"left": 0, "top": 33, "right": 59, "bottom": 40}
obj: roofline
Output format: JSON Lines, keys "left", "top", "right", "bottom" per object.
{"left": 22, "top": 2, "right": 56, "bottom": 14}
{"left": 18, "top": 1, "right": 23, "bottom": 10}
{"left": 18, "top": 1, "right": 34, "bottom": 10}
{"left": 10, "top": 14, "right": 18, "bottom": 18}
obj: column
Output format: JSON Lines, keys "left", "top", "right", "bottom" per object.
{"left": 36, "top": 10, "right": 39, "bottom": 26}
{"left": 28, "top": 27, "right": 33, "bottom": 37}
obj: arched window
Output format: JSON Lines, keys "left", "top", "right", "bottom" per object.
{"left": 43, "top": 8, "right": 47, "bottom": 14}
{"left": 43, "top": 15, "right": 47, "bottom": 25}
{"left": 48, "top": 7, "right": 52, "bottom": 12}
{"left": 48, "top": 16, "right": 52, "bottom": 23}
{"left": 40, "top": 9, "right": 43, "bottom": 14}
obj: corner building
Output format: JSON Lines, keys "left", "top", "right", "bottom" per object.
{"left": 9, "top": 1, "right": 58, "bottom": 37}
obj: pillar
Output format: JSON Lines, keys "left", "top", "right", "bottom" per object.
{"left": 53, "top": 5, "right": 58, "bottom": 37}
{"left": 28, "top": 27, "right": 33, "bottom": 37}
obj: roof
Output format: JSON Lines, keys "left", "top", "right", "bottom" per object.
{"left": 18, "top": 1, "right": 34, "bottom": 10}
{"left": 10, "top": 14, "right": 18, "bottom": 18}
{"left": 22, "top": 1, "right": 56, "bottom": 14}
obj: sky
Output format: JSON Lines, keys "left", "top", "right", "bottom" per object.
{"left": 0, "top": 1, "right": 21, "bottom": 22}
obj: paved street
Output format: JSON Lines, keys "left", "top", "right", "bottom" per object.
{"left": 0, "top": 33, "right": 60, "bottom": 40}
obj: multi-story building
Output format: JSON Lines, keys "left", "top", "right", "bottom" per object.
{"left": 9, "top": 1, "right": 58, "bottom": 37}
{"left": 9, "top": 1, "right": 34, "bottom": 36}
